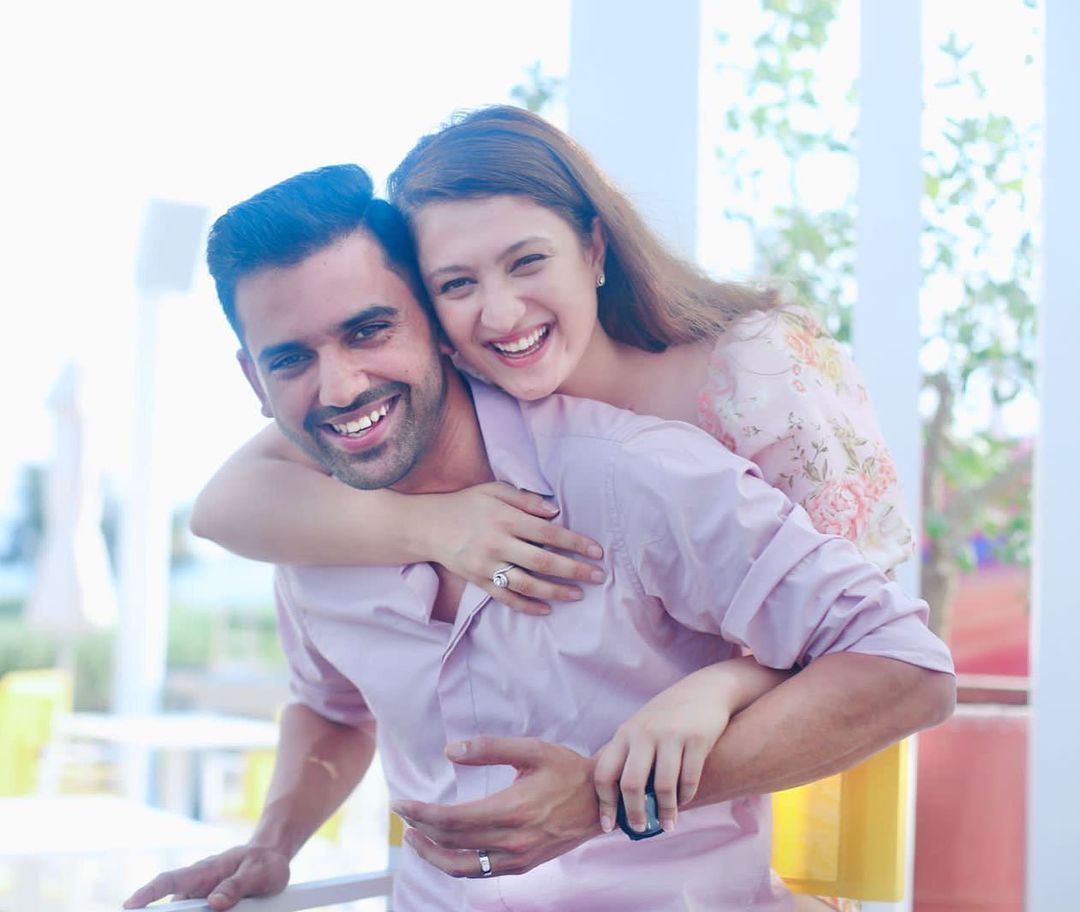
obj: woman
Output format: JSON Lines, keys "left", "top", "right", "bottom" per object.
{"left": 193, "top": 107, "right": 911, "bottom": 897}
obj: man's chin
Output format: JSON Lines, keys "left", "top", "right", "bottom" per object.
{"left": 325, "top": 448, "right": 419, "bottom": 492}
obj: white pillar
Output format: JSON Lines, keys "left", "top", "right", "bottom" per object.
{"left": 568, "top": 0, "right": 701, "bottom": 258}
{"left": 854, "top": 1, "right": 923, "bottom": 597}
{"left": 855, "top": 4, "right": 923, "bottom": 911}
{"left": 1028, "top": 2, "right": 1080, "bottom": 907}
{"left": 114, "top": 198, "right": 207, "bottom": 803}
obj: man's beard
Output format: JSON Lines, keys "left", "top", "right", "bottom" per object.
{"left": 291, "top": 366, "right": 447, "bottom": 491}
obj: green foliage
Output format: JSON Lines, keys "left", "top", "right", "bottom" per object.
{"left": 0, "top": 619, "right": 58, "bottom": 678}
{"left": 73, "top": 630, "right": 114, "bottom": 711}
{"left": 0, "top": 602, "right": 282, "bottom": 712}
{"left": 166, "top": 603, "right": 215, "bottom": 669}
{"left": 510, "top": 61, "right": 564, "bottom": 114}
{"left": 714, "top": 0, "right": 1038, "bottom": 625}
{"left": 714, "top": 0, "right": 854, "bottom": 341}
{"left": 918, "top": 24, "right": 1037, "bottom": 579}
{"left": 923, "top": 36, "right": 1038, "bottom": 410}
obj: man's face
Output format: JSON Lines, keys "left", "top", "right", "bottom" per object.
{"left": 235, "top": 230, "right": 448, "bottom": 490}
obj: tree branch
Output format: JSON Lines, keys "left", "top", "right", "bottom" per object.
{"left": 922, "top": 372, "right": 955, "bottom": 513}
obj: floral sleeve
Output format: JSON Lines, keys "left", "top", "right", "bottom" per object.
{"left": 696, "top": 306, "right": 915, "bottom": 575}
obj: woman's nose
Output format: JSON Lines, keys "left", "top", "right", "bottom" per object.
{"left": 478, "top": 286, "right": 527, "bottom": 336}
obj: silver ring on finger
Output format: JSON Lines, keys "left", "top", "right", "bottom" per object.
{"left": 477, "top": 849, "right": 494, "bottom": 876}
{"left": 491, "top": 564, "right": 515, "bottom": 589}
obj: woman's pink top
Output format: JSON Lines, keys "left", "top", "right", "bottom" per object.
{"left": 697, "top": 307, "right": 914, "bottom": 574}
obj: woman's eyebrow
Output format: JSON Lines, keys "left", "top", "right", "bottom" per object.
{"left": 426, "top": 237, "right": 550, "bottom": 282}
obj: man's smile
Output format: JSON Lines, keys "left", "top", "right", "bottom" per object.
{"left": 328, "top": 400, "right": 392, "bottom": 437}
{"left": 311, "top": 393, "right": 403, "bottom": 455}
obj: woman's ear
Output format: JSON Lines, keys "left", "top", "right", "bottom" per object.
{"left": 588, "top": 217, "right": 608, "bottom": 274}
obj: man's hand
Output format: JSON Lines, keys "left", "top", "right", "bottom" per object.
{"left": 122, "top": 844, "right": 290, "bottom": 911}
{"left": 392, "top": 736, "right": 603, "bottom": 878}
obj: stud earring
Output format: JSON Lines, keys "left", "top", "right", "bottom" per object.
{"left": 596, "top": 272, "right": 606, "bottom": 288}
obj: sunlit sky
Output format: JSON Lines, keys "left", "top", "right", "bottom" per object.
{"left": 1, "top": 0, "right": 575, "bottom": 523}
{"left": 1, "top": 0, "right": 1041, "bottom": 540}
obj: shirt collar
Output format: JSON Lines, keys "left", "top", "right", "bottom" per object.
{"left": 467, "top": 376, "right": 554, "bottom": 498}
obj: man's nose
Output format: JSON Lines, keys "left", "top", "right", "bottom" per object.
{"left": 478, "top": 284, "right": 527, "bottom": 336}
{"left": 318, "top": 351, "right": 370, "bottom": 409}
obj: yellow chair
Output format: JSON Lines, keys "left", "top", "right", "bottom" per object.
{"left": 772, "top": 739, "right": 910, "bottom": 901}
{"left": 0, "top": 668, "right": 73, "bottom": 795}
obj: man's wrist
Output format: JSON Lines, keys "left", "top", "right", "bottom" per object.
{"left": 249, "top": 814, "right": 304, "bottom": 860}
{"left": 582, "top": 753, "right": 604, "bottom": 838}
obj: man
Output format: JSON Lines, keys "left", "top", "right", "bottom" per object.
{"left": 126, "top": 165, "right": 954, "bottom": 911}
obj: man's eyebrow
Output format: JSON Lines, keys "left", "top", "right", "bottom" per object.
{"left": 258, "top": 339, "right": 306, "bottom": 367}
{"left": 339, "top": 304, "right": 397, "bottom": 335}
{"left": 257, "top": 305, "right": 399, "bottom": 365}
{"left": 426, "top": 237, "right": 549, "bottom": 282}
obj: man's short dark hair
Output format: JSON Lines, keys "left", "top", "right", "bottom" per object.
{"left": 206, "top": 164, "right": 432, "bottom": 345}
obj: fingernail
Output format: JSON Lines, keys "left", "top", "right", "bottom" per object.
{"left": 209, "top": 893, "right": 227, "bottom": 905}
{"left": 600, "top": 815, "right": 614, "bottom": 833}
{"left": 589, "top": 568, "right": 606, "bottom": 583}
{"left": 661, "top": 816, "right": 675, "bottom": 831}
{"left": 569, "top": 590, "right": 584, "bottom": 601}
{"left": 446, "top": 741, "right": 469, "bottom": 759}
{"left": 587, "top": 545, "right": 603, "bottom": 559}
{"left": 542, "top": 501, "right": 560, "bottom": 514}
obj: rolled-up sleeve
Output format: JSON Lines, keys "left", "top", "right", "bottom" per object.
{"left": 611, "top": 423, "right": 954, "bottom": 675}
{"left": 274, "top": 567, "right": 375, "bottom": 727}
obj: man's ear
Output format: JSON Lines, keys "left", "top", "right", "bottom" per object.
{"left": 588, "top": 217, "right": 608, "bottom": 274}
{"left": 237, "top": 349, "right": 273, "bottom": 419}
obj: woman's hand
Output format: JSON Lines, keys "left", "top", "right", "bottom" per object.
{"left": 418, "top": 482, "right": 606, "bottom": 615}
{"left": 592, "top": 659, "right": 790, "bottom": 833}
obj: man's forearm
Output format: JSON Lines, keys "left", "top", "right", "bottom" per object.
{"left": 687, "top": 653, "right": 955, "bottom": 807}
{"left": 250, "top": 702, "right": 376, "bottom": 858}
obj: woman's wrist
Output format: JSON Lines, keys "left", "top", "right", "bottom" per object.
{"left": 401, "top": 492, "right": 446, "bottom": 565}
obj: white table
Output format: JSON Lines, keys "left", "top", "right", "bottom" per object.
{"left": 0, "top": 794, "right": 231, "bottom": 911}
{"left": 49, "top": 711, "right": 280, "bottom": 817}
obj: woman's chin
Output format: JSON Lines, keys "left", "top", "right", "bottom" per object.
{"left": 509, "top": 383, "right": 555, "bottom": 401}
{"left": 488, "top": 370, "right": 559, "bottom": 402}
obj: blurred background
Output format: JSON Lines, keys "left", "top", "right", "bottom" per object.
{"left": 0, "top": 2, "right": 1051, "bottom": 910}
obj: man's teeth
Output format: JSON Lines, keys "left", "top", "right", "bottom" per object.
{"left": 331, "top": 402, "right": 390, "bottom": 436}
{"left": 492, "top": 325, "right": 549, "bottom": 354}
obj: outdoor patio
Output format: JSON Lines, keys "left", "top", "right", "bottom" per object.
{"left": 2, "top": 2, "right": 1076, "bottom": 911}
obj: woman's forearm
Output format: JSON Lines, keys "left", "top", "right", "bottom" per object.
{"left": 713, "top": 655, "right": 791, "bottom": 713}
{"left": 190, "top": 426, "right": 428, "bottom": 565}
{"left": 190, "top": 427, "right": 605, "bottom": 603}
{"left": 688, "top": 653, "right": 955, "bottom": 807}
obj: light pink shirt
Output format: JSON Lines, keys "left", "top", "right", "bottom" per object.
{"left": 276, "top": 379, "right": 954, "bottom": 912}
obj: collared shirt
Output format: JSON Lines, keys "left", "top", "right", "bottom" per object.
{"left": 276, "top": 379, "right": 955, "bottom": 912}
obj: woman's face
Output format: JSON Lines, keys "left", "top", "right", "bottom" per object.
{"left": 411, "top": 194, "right": 606, "bottom": 401}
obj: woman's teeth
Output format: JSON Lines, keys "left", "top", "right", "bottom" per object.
{"left": 491, "top": 325, "right": 549, "bottom": 355}
{"left": 331, "top": 402, "right": 390, "bottom": 436}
